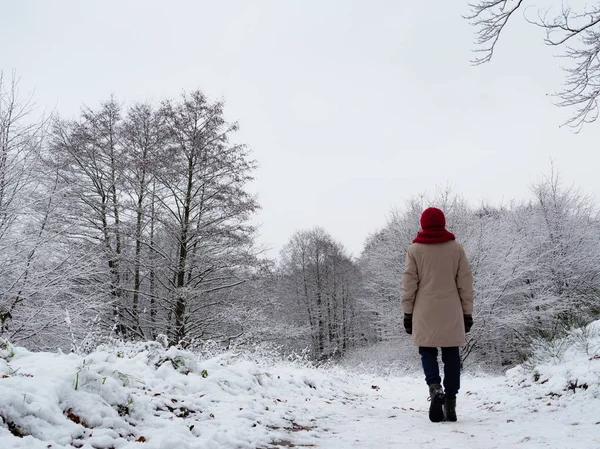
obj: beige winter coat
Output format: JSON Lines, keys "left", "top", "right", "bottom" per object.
{"left": 401, "top": 240, "right": 474, "bottom": 347}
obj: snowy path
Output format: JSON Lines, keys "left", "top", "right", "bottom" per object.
{"left": 272, "top": 375, "right": 600, "bottom": 449}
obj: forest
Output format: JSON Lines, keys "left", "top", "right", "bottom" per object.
{"left": 1, "top": 73, "right": 598, "bottom": 370}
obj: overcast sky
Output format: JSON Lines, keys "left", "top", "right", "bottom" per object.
{"left": 2, "top": 1, "right": 599, "bottom": 257}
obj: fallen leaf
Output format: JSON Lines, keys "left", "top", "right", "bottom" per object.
{"left": 210, "top": 413, "right": 215, "bottom": 419}
{"left": 371, "top": 385, "right": 380, "bottom": 390}
{"left": 65, "top": 408, "right": 82, "bottom": 425}
{"left": 136, "top": 436, "right": 146, "bottom": 442}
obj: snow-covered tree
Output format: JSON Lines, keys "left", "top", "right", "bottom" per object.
{"left": 279, "top": 228, "right": 359, "bottom": 359}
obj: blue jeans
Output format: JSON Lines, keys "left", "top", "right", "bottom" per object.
{"left": 418, "top": 347, "right": 460, "bottom": 399}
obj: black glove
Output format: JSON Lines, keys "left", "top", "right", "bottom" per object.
{"left": 464, "top": 314, "right": 473, "bottom": 333}
{"left": 403, "top": 313, "right": 412, "bottom": 335}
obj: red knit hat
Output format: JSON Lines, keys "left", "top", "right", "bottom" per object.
{"left": 413, "top": 207, "right": 455, "bottom": 244}
{"left": 420, "top": 207, "right": 446, "bottom": 230}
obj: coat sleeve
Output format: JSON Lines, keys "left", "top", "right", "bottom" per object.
{"left": 456, "top": 244, "right": 474, "bottom": 315}
{"left": 401, "top": 247, "right": 419, "bottom": 314}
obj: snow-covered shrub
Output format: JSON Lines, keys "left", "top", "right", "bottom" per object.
{"left": 506, "top": 320, "right": 600, "bottom": 396}
{"left": 0, "top": 338, "right": 14, "bottom": 361}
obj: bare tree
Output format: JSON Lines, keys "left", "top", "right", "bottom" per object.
{"left": 120, "top": 102, "right": 166, "bottom": 338}
{"left": 0, "top": 73, "right": 107, "bottom": 350}
{"left": 0, "top": 71, "right": 46, "bottom": 329}
{"left": 467, "top": 1, "right": 600, "bottom": 129}
{"left": 226, "top": 263, "right": 312, "bottom": 353}
{"left": 50, "top": 98, "right": 127, "bottom": 331}
{"left": 157, "top": 90, "right": 260, "bottom": 346}
{"left": 48, "top": 92, "right": 260, "bottom": 348}
{"left": 279, "top": 228, "right": 359, "bottom": 359}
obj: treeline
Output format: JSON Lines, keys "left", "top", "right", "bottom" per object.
{"left": 267, "top": 176, "right": 600, "bottom": 367}
{"left": 1, "top": 74, "right": 598, "bottom": 368}
{"left": 0, "top": 75, "right": 259, "bottom": 349}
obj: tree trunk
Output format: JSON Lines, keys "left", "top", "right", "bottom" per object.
{"left": 172, "top": 156, "right": 194, "bottom": 345}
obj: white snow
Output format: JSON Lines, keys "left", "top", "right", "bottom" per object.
{"left": 0, "top": 323, "right": 598, "bottom": 449}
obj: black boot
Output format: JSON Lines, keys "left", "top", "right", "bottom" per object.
{"left": 444, "top": 397, "right": 457, "bottom": 422}
{"left": 428, "top": 383, "right": 445, "bottom": 423}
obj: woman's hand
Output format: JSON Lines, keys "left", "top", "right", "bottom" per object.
{"left": 464, "top": 314, "right": 473, "bottom": 333}
{"left": 403, "top": 313, "right": 413, "bottom": 335}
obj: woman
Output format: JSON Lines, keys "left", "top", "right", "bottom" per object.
{"left": 401, "top": 207, "right": 474, "bottom": 423}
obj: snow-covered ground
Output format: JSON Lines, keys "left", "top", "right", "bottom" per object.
{"left": 0, "top": 322, "right": 599, "bottom": 449}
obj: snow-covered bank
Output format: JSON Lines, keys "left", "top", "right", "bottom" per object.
{"left": 0, "top": 322, "right": 598, "bottom": 449}
{"left": 0, "top": 340, "right": 350, "bottom": 449}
